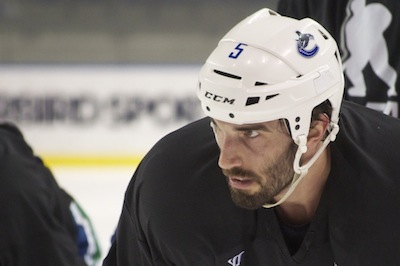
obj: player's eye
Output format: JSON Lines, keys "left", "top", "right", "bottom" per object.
{"left": 244, "top": 130, "right": 259, "bottom": 138}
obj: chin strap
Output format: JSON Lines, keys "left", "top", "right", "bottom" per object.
{"left": 263, "top": 122, "right": 339, "bottom": 208}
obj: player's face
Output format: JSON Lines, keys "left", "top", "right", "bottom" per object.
{"left": 211, "top": 118, "right": 297, "bottom": 209}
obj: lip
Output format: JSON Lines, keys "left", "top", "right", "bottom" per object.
{"left": 228, "top": 176, "right": 254, "bottom": 190}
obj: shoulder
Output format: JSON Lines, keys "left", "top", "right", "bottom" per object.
{"left": 0, "top": 122, "right": 34, "bottom": 158}
{"left": 131, "top": 117, "right": 221, "bottom": 195}
{"left": 335, "top": 101, "right": 400, "bottom": 167}
{"left": 0, "top": 122, "right": 57, "bottom": 205}
{"left": 150, "top": 117, "right": 215, "bottom": 151}
{"left": 122, "top": 118, "right": 245, "bottom": 248}
{"left": 339, "top": 101, "right": 400, "bottom": 142}
{"left": 137, "top": 117, "right": 218, "bottom": 177}
{"left": 329, "top": 102, "right": 400, "bottom": 259}
{"left": 330, "top": 101, "right": 400, "bottom": 216}
{"left": 331, "top": 101, "right": 400, "bottom": 196}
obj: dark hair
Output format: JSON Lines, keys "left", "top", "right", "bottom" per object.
{"left": 280, "top": 100, "right": 333, "bottom": 137}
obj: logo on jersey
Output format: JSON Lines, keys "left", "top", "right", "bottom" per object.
{"left": 296, "top": 31, "right": 319, "bottom": 57}
{"left": 228, "top": 251, "right": 244, "bottom": 266}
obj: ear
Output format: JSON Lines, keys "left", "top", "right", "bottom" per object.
{"left": 306, "top": 113, "right": 330, "bottom": 154}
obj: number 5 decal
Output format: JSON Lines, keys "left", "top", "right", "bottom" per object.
{"left": 229, "top": 43, "right": 248, "bottom": 59}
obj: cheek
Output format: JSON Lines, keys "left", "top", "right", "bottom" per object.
{"left": 254, "top": 137, "right": 289, "bottom": 158}
{"left": 258, "top": 138, "right": 295, "bottom": 164}
{"left": 246, "top": 144, "right": 280, "bottom": 173}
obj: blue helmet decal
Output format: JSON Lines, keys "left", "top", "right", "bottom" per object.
{"left": 296, "top": 31, "right": 319, "bottom": 57}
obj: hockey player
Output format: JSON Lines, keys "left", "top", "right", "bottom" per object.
{"left": 103, "top": 9, "right": 400, "bottom": 265}
{"left": 0, "top": 123, "right": 101, "bottom": 266}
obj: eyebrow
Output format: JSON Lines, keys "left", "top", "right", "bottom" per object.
{"left": 234, "top": 124, "right": 269, "bottom": 132}
{"left": 211, "top": 118, "right": 271, "bottom": 132}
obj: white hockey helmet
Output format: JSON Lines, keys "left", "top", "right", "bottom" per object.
{"left": 197, "top": 8, "right": 344, "bottom": 147}
{"left": 197, "top": 8, "right": 345, "bottom": 207}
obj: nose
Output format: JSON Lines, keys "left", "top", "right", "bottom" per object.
{"left": 217, "top": 136, "right": 242, "bottom": 170}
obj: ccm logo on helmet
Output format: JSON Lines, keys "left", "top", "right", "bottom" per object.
{"left": 204, "top": 91, "right": 235, "bottom": 104}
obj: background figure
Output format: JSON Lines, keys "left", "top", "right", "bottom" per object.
{"left": 0, "top": 123, "right": 101, "bottom": 266}
{"left": 278, "top": 0, "right": 400, "bottom": 116}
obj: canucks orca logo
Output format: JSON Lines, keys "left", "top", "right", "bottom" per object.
{"left": 296, "top": 31, "right": 319, "bottom": 57}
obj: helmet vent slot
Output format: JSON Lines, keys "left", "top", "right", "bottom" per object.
{"left": 213, "top": 70, "right": 242, "bottom": 80}
{"left": 255, "top": 81, "right": 268, "bottom": 86}
{"left": 268, "top": 10, "right": 278, "bottom": 16}
{"left": 246, "top": 97, "right": 260, "bottom": 106}
{"left": 318, "top": 29, "right": 328, "bottom": 40}
{"left": 266, "top": 94, "right": 279, "bottom": 100}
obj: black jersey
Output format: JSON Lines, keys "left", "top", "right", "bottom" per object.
{"left": 0, "top": 123, "right": 99, "bottom": 266}
{"left": 104, "top": 101, "right": 400, "bottom": 265}
{"left": 278, "top": 0, "right": 400, "bottom": 117}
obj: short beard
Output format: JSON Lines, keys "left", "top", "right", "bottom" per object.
{"left": 223, "top": 142, "right": 297, "bottom": 210}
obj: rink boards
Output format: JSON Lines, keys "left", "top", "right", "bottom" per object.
{"left": 0, "top": 64, "right": 203, "bottom": 168}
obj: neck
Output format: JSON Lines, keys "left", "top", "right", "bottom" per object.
{"left": 275, "top": 147, "right": 331, "bottom": 225}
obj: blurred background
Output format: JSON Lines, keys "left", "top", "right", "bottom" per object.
{"left": 0, "top": 0, "right": 279, "bottom": 264}
{"left": 0, "top": 0, "right": 278, "bottom": 64}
